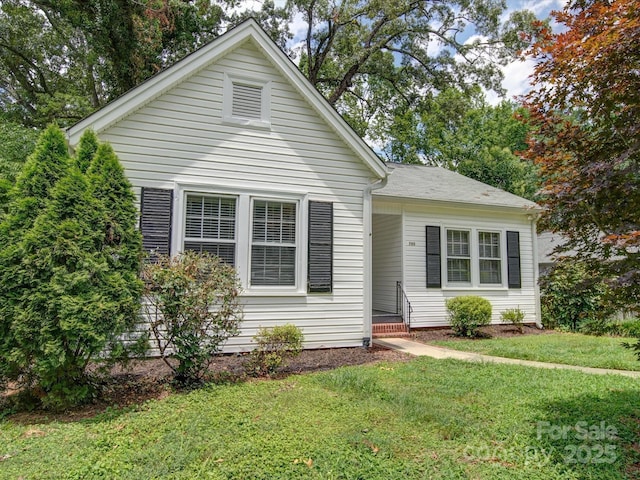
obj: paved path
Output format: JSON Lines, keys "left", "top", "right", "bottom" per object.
{"left": 374, "top": 337, "right": 640, "bottom": 378}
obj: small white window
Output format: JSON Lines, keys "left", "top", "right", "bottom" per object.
{"left": 478, "top": 231, "right": 501, "bottom": 284}
{"left": 250, "top": 200, "right": 296, "bottom": 286}
{"left": 447, "top": 229, "right": 471, "bottom": 283}
{"left": 223, "top": 73, "right": 271, "bottom": 128}
{"left": 184, "top": 194, "right": 236, "bottom": 265}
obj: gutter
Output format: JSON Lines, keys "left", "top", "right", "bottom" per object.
{"left": 362, "top": 174, "right": 390, "bottom": 346}
{"left": 530, "top": 212, "right": 543, "bottom": 328}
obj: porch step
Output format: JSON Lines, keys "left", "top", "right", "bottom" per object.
{"left": 372, "top": 322, "right": 410, "bottom": 338}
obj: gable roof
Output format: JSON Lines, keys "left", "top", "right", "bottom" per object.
{"left": 66, "top": 19, "right": 388, "bottom": 179}
{"left": 375, "top": 163, "right": 541, "bottom": 211}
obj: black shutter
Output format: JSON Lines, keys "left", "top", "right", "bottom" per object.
{"left": 426, "top": 226, "right": 441, "bottom": 288}
{"left": 140, "top": 187, "right": 173, "bottom": 261}
{"left": 506, "top": 230, "right": 521, "bottom": 288}
{"left": 308, "top": 201, "right": 333, "bottom": 293}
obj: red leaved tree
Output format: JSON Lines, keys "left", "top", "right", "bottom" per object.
{"left": 522, "top": 0, "right": 640, "bottom": 310}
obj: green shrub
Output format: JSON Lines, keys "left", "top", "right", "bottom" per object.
{"left": 539, "top": 257, "right": 615, "bottom": 331}
{"left": 143, "top": 251, "right": 243, "bottom": 387}
{"left": 244, "top": 324, "right": 304, "bottom": 377}
{"left": 583, "top": 318, "right": 640, "bottom": 337}
{"left": 446, "top": 296, "right": 492, "bottom": 337}
{"left": 0, "top": 127, "right": 145, "bottom": 410}
{"left": 501, "top": 308, "right": 525, "bottom": 333}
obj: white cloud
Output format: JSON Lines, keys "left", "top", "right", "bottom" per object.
{"left": 486, "top": 57, "right": 537, "bottom": 104}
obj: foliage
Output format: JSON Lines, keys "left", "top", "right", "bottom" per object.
{"left": 243, "top": 1, "right": 539, "bottom": 146}
{"left": 142, "top": 251, "right": 243, "bottom": 386}
{"left": 0, "top": 126, "right": 144, "bottom": 409}
{"left": 446, "top": 296, "right": 492, "bottom": 337}
{"left": 0, "top": 120, "right": 38, "bottom": 212}
{"left": 0, "top": 0, "right": 227, "bottom": 127}
{"left": 501, "top": 308, "right": 525, "bottom": 334}
{"left": 2, "top": 358, "right": 640, "bottom": 478}
{"left": 522, "top": 0, "right": 640, "bottom": 311}
{"left": 384, "top": 88, "right": 539, "bottom": 199}
{"left": 431, "top": 332, "right": 640, "bottom": 372}
{"left": 539, "top": 258, "right": 615, "bottom": 331}
{"left": 244, "top": 324, "right": 304, "bottom": 377}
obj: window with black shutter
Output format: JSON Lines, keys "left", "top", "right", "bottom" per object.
{"left": 308, "top": 201, "right": 333, "bottom": 293}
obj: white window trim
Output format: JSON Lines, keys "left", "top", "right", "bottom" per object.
{"left": 445, "top": 228, "right": 472, "bottom": 287}
{"left": 442, "top": 226, "right": 508, "bottom": 290}
{"left": 172, "top": 183, "right": 306, "bottom": 295}
{"left": 222, "top": 72, "right": 272, "bottom": 130}
{"left": 478, "top": 230, "right": 502, "bottom": 286}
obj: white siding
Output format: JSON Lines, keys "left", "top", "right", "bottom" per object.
{"left": 372, "top": 214, "right": 402, "bottom": 313}
{"left": 96, "top": 41, "right": 375, "bottom": 351}
{"left": 389, "top": 201, "right": 538, "bottom": 328}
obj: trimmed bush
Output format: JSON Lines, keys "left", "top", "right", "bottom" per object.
{"left": 142, "top": 251, "right": 243, "bottom": 387}
{"left": 446, "top": 296, "right": 492, "bottom": 337}
{"left": 244, "top": 324, "right": 304, "bottom": 377}
{"left": 501, "top": 308, "right": 525, "bottom": 333}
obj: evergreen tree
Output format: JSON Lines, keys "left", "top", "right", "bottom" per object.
{"left": 0, "top": 127, "right": 145, "bottom": 408}
{"left": 87, "top": 142, "right": 145, "bottom": 361}
{"left": 74, "top": 129, "right": 99, "bottom": 173}
{"left": 0, "top": 124, "right": 70, "bottom": 385}
{"left": 11, "top": 168, "right": 109, "bottom": 406}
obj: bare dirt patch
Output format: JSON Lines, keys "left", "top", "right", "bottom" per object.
{"left": 412, "top": 324, "right": 554, "bottom": 343}
{"left": 2, "top": 345, "right": 411, "bottom": 423}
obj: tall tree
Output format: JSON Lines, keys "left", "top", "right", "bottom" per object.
{"left": 384, "top": 87, "right": 538, "bottom": 199}
{"left": 0, "top": 0, "right": 228, "bottom": 127}
{"left": 254, "top": 0, "right": 538, "bottom": 141}
{"left": 0, "top": 119, "right": 38, "bottom": 211}
{"left": 523, "top": 0, "right": 640, "bottom": 308}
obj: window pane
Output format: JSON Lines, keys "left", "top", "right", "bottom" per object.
{"left": 480, "top": 259, "right": 502, "bottom": 284}
{"left": 447, "top": 230, "right": 469, "bottom": 257}
{"left": 479, "top": 231, "right": 500, "bottom": 259}
{"left": 185, "top": 195, "right": 236, "bottom": 241}
{"left": 184, "top": 195, "right": 236, "bottom": 266}
{"left": 251, "top": 245, "right": 295, "bottom": 286}
{"left": 447, "top": 258, "right": 471, "bottom": 283}
{"left": 184, "top": 241, "right": 235, "bottom": 266}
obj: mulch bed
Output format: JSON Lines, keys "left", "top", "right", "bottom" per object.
{"left": 2, "top": 345, "right": 412, "bottom": 423}
{"left": 411, "top": 323, "right": 554, "bottom": 343}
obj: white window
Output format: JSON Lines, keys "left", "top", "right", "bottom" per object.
{"left": 447, "top": 229, "right": 471, "bottom": 283}
{"left": 183, "top": 194, "right": 236, "bottom": 265}
{"left": 250, "top": 200, "right": 297, "bottom": 286}
{"left": 442, "top": 227, "right": 507, "bottom": 288}
{"left": 478, "top": 231, "right": 502, "bottom": 284}
{"left": 223, "top": 73, "right": 271, "bottom": 128}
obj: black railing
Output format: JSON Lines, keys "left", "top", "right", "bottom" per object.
{"left": 396, "top": 281, "right": 413, "bottom": 329}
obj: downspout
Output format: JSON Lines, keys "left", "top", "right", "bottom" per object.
{"left": 362, "top": 174, "right": 389, "bottom": 347}
{"left": 530, "top": 212, "right": 543, "bottom": 328}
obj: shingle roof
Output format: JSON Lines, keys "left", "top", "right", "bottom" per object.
{"left": 374, "top": 163, "right": 541, "bottom": 211}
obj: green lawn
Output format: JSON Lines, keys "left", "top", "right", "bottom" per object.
{"left": 2, "top": 358, "right": 639, "bottom": 479}
{"left": 428, "top": 333, "right": 640, "bottom": 372}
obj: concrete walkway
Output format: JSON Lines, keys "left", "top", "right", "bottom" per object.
{"left": 374, "top": 337, "right": 640, "bottom": 379}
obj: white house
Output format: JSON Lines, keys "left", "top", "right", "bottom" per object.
{"left": 66, "top": 19, "right": 541, "bottom": 351}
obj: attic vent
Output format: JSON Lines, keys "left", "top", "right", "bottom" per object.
{"left": 232, "top": 83, "right": 262, "bottom": 120}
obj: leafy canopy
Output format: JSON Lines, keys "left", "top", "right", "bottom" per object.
{"left": 523, "top": 0, "right": 640, "bottom": 309}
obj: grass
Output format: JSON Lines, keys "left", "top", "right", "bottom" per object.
{"left": 1, "top": 358, "right": 640, "bottom": 479}
{"left": 428, "top": 333, "right": 640, "bottom": 372}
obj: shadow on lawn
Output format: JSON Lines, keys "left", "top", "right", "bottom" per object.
{"left": 530, "top": 389, "right": 640, "bottom": 479}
